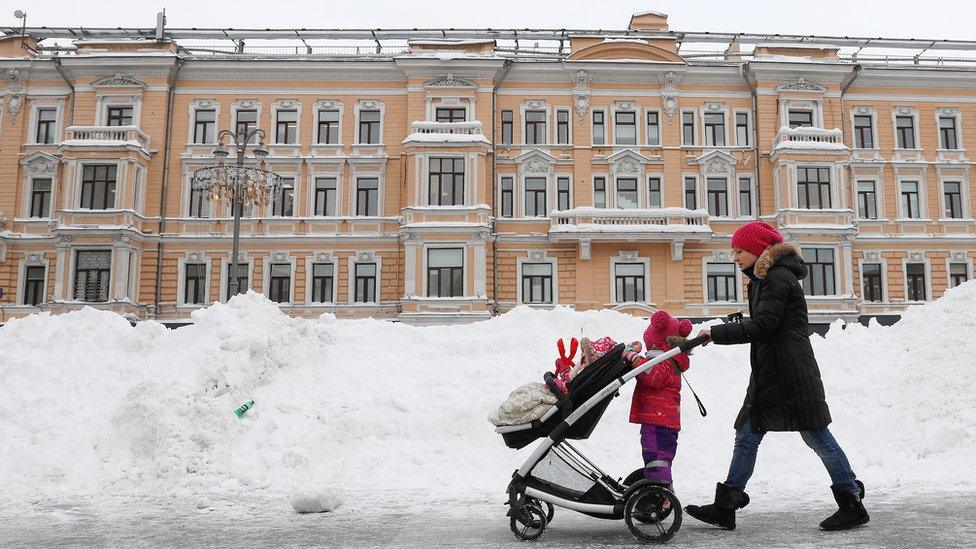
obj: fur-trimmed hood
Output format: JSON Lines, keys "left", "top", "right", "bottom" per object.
{"left": 753, "top": 243, "right": 806, "bottom": 280}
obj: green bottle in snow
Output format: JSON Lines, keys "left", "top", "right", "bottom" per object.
{"left": 234, "top": 400, "right": 255, "bottom": 418}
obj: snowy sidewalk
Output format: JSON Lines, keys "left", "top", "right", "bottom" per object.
{"left": 1, "top": 493, "right": 974, "bottom": 548}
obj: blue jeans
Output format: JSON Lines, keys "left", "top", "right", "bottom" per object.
{"left": 725, "top": 420, "right": 859, "bottom": 495}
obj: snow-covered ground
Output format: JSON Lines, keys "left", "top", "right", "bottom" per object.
{"left": 1, "top": 282, "right": 975, "bottom": 533}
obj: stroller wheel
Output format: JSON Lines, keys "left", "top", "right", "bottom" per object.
{"left": 510, "top": 502, "right": 547, "bottom": 541}
{"left": 526, "top": 498, "right": 555, "bottom": 523}
{"left": 624, "top": 485, "right": 682, "bottom": 543}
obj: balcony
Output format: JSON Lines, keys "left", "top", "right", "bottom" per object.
{"left": 773, "top": 208, "right": 856, "bottom": 235}
{"left": 401, "top": 121, "right": 490, "bottom": 146}
{"left": 61, "top": 126, "right": 152, "bottom": 156}
{"left": 549, "top": 207, "right": 711, "bottom": 259}
{"left": 772, "top": 127, "right": 849, "bottom": 156}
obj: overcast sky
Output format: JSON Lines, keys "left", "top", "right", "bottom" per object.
{"left": 7, "top": 1, "right": 976, "bottom": 41}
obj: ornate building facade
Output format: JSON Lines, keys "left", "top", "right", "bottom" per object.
{"left": 1, "top": 11, "right": 974, "bottom": 325}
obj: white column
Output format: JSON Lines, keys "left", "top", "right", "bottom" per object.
{"left": 113, "top": 238, "right": 132, "bottom": 301}
{"left": 53, "top": 239, "right": 70, "bottom": 300}
{"left": 472, "top": 238, "right": 487, "bottom": 297}
{"left": 404, "top": 239, "right": 420, "bottom": 296}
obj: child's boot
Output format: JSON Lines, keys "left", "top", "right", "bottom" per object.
{"left": 684, "top": 482, "right": 750, "bottom": 530}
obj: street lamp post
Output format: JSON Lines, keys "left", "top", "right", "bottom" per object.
{"left": 191, "top": 128, "right": 281, "bottom": 299}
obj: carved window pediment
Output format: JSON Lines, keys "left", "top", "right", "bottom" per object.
{"left": 92, "top": 74, "right": 147, "bottom": 89}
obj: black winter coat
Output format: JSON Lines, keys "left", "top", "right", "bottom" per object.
{"left": 710, "top": 243, "right": 832, "bottom": 432}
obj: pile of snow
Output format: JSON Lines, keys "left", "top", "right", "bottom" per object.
{"left": 1, "top": 283, "right": 975, "bottom": 510}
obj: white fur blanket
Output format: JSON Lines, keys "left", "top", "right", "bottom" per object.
{"left": 488, "top": 382, "right": 558, "bottom": 426}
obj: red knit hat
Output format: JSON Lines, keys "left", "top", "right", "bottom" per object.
{"left": 730, "top": 221, "right": 784, "bottom": 256}
{"left": 643, "top": 310, "right": 693, "bottom": 350}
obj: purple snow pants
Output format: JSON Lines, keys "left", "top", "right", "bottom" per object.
{"left": 640, "top": 423, "right": 679, "bottom": 485}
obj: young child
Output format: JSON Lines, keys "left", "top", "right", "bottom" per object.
{"left": 628, "top": 310, "right": 693, "bottom": 490}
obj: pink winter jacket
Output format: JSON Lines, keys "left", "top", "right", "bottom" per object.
{"left": 628, "top": 348, "right": 690, "bottom": 431}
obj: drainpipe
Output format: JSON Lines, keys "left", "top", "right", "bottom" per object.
{"left": 741, "top": 63, "right": 762, "bottom": 218}
{"left": 52, "top": 56, "right": 75, "bottom": 227}
{"left": 840, "top": 64, "right": 863, "bottom": 214}
{"left": 154, "top": 57, "right": 184, "bottom": 316}
{"left": 490, "top": 59, "right": 513, "bottom": 315}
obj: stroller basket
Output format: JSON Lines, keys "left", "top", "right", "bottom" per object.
{"left": 498, "top": 344, "right": 630, "bottom": 449}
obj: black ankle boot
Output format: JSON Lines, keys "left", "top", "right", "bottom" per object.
{"left": 820, "top": 483, "right": 870, "bottom": 531}
{"left": 685, "top": 482, "right": 750, "bottom": 530}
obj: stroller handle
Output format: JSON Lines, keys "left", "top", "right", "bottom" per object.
{"left": 678, "top": 335, "right": 710, "bottom": 353}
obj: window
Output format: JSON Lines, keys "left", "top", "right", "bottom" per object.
{"left": 36, "top": 108, "right": 57, "bottom": 144}
{"left": 706, "top": 263, "right": 737, "bottom": 302}
{"left": 857, "top": 181, "right": 878, "bottom": 219}
{"left": 106, "top": 106, "right": 133, "bottom": 127}
{"left": 684, "top": 177, "right": 697, "bottom": 210}
{"left": 311, "top": 263, "right": 335, "bottom": 303}
{"left": 682, "top": 112, "right": 696, "bottom": 145}
{"left": 429, "top": 157, "right": 464, "bottom": 206}
{"left": 614, "top": 263, "right": 645, "bottom": 303}
{"left": 735, "top": 112, "right": 749, "bottom": 146}
{"left": 594, "top": 177, "right": 606, "bottom": 208}
{"left": 556, "top": 110, "right": 570, "bottom": 144}
{"left": 797, "top": 167, "right": 831, "bottom": 209}
{"left": 592, "top": 110, "right": 605, "bottom": 145}
{"left": 801, "top": 248, "right": 835, "bottom": 296}
{"left": 356, "top": 178, "right": 379, "bottom": 216}
{"left": 23, "top": 265, "right": 45, "bottom": 306}
{"left": 896, "top": 116, "right": 916, "bottom": 148}
{"left": 272, "top": 178, "right": 295, "bottom": 216}
{"left": 615, "top": 111, "right": 636, "bottom": 145}
{"left": 906, "top": 263, "right": 927, "bottom": 301}
{"left": 646, "top": 111, "right": 660, "bottom": 146}
{"left": 862, "top": 263, "right": 883, "bottom": 302}
{"left": 275, "top": 109, "right": 298, "bottom": 144}
{"left": 524, "top": 177, "right": 547, "bottom": 217}
{"left": 435, "top": 107, "right": 465, "bottom": 122}
{"left": 943, "top": 182, "right": 963, "bottom": 219}
{"left": 189, "top": 187, "right": 210, "bottom": 218}
{"left": 193, "top": 109, "right": 216, "bottom": 144}
{"left": 648, "top": 177, "right": 662, "bottom": 208}
{"left": 949, "top": 263, "right": 969, "bottom": 288}
{"left": 268, "top": 263, "right": 291, "bottom": 303}
{"left": 80, "top": 165, "right": 117, "bottom": 210}
{"left": 854, "top": 115, "right": 874, "bottom": 148}
{"left": 525, "top": 110, "right": 546, "bottom": 145}
{"left": 226, "top": 263, "right": 249, "bottom": 299}
{"left": 704, "top": 112, "right": 726, "bottom": 146}
{"left": 500, "top": 177, "right": 514, "bottom": 217}
{"left": 30, "top": 178, "right": 52, "bottom": 218}
{"left": 901, "top": 181, "right": 921, "bottom": 219}
{"left": 616, "top": 178, "right": 638, "bottom": 209}
{"left": 184, "top": 263, "right": 207, "bottom": 305}
{"left": 939, "top": 116, "right": 959, "bottom": 150}
{"left": 706, "top": 178, "right": 728, "bottom": 217}
{"left": 317, "top": 110, "right": 340, "bottom": 144}
{"left": 788, "top": 110, "right": 813, "bottom": 128}
{"left": 521, "top": 263, "right": 553, "bottom": 304}
{"left": 235, "top": 109, "right": 257, "bottom": 140}
{"left": 358, "top": 110, "right": 381, "bottom": 144}
{"left": 314, "top": 177, "right": 337, "bottom": 216}
{"left": 501, "top": 110, "right": 513, "bottom": 144}
{"left": 74, "top": 250, "right": 111, "bottom": 302}
{"left": 354, "top": 263, "right": 377, "bottom": 302}
{"left": 738, "top": 177, "right": 753, "bottom": 217}
{"left": 427, "top": 248, "right": 463, "bottom": 298}
{"left": 557, "top": 177, "right": 571, "bottom": 210}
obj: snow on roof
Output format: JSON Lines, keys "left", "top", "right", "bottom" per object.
{"left": 401, "top": 133, "right": 490, "bottom": 145}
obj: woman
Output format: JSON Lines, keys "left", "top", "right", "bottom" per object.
{"left": 689, "top": 221, "right": 869, "bottom": 531}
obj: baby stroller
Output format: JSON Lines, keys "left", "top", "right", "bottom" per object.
{"left": 494, "top": 335, "right": 709, "bottom": 543}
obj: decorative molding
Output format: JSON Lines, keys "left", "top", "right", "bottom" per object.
{"left": 227, "top": 250, "right": 249, "bottom": 261}
{"left": 424, "top": 73, "right": 476, "bottom": 88}
{"left": 312, "top": 250, "right": 335, "bottom": 263}
{"left": 853, "top": 106, "right": 876, "bottom": 115}
{"left": 776, "top": 78, "right": 827, "bottom": 93}
{"left": 191, "top": 98, "right": 217, "bottom": 109}
{"left": 614, "top": 100, "right": 637, "bottom": 110}
{"left": 274, "top": 99, "right": 300, "bottom": 109}
{"left": 269, "top": 250, "right": 291, "bottom": 263}
{"left": 704, "top": 157, "right": 731, "bottom": 175}
{"left": 527, "top": 250, "right": 548, "bottom": 261}
{"left": 895, "top": 106, "right": 917, "bottom": 116}
{"left": 949, "top": 251, "right": 967, "bottom": 263}
{"left": 315, "top": 99, "right": 341, "bottom": 109}
{"left": 356, "top": 250, "right": 376, "bottom": 262}
{"left": 573, "top": 69, "right": 591, "bottom": 121}
{"left": 525, "top": 99, "right": 547, "bottom": 110}
{"left": 92, "top": 74, "right": 148, "bottom": 89}
{"left": 0, "top": 211, "right": 6, "bottom": 229}
{"left": 710, "top": 250, "right": 733, "bottom": 262}
{"left": 619, "top": 250, "right": 639, "bottom": 262}
{"left": 661, "top": 70, "right": 679, "bottom": 122}
{"left": 358, "top": 99, "right": 382, "bottom": 109}
{"left": 705, "top": 102, "right": 725, "bottom": 111}
{"left": 612, "top": 157, "right": 643, "bottom": 176}
{"left": 6, "top": 92, "right": 24, "bottom": 122}
{"left": 863, "top": 251, "right": 882, "bottom": 262}
{"left": 185, "top": 250, "right": 207, "bottom": 263}
{"left": 235, "top": 99, "right": 260, "bottom": 109}
{"left": 7, "top": 68, "right": 22, "bottom": 88}
{"left": 22, "top": 153, "right": 60, "bottom": 177}
{"left": 908, "top": 251, "right": 925, "bottom": 262}
{"left": 937, "top": 107, "right": 960, "bottom": 115}
{"left": 56, "top": 234, "right": 74, "bottom": 248}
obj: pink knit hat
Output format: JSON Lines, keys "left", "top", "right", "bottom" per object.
{"left": 643, "top": 310, "right": 693, "bottom": 350}
{"left": 730, "top": 221, "right": 784, "bottom": 256}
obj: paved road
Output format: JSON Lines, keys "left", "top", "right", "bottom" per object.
{"left": 1, "top": 493, "right": 972, "bottom": 548}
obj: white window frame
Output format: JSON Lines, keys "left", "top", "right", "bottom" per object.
{"left": 613, "top": 175, "right": 642, "bottom": 209}
{"left": 425, "top": 154, "right": 468, "bottom": 207}
{"left": 422, "top": 244, "right": 467, "bottom": 298}
{"left": 271, "top": 100, "right": 303, "bottom": 146}
{"left": 348, "top": 252, "right": 383, "bottom": 305}
{"left": 68, "top": 247, "right": 113, "bottom": 303}
{"left": 901, "top": 255, "right": 932, "bottom": 303}
{"left": 352, "top": 172, "right": 384, "bottom": 217}
{"left": 701, "top": 105, "right": 729, "bottom": 147}
{"left": 799, "top": 246, "right": 841, "bottom": 297}
{"left": 497, "top": 173, "right": 518, "bottom": 218}
{"left": 645, "top": 109, "right": 662, "bottom": 147}
{"left": 516, "top": 254, "right": 559, "bottom": 305}
{"left": 794, "top": 163, "right": 838, "bottom": 210}
{"left": 555, "top": 173, "right": 573, "bottom": 211}
{"left": 647, "top": 173, "right": 664, "bottom": 209}
{"left": 946, "top": 253, "right": 974, "bottom": 290}
{"left": 187, "top": 99, "right": 221, "bottom": 145}
{"left": 935, "top": 108, "right": 964, "bottom": 151}
{"left": 896, "top": 177, "right": 928, "bottom": 220}
{"left": 891, "top": 107, "right": 921, "bottom": 151}
{"left": 230, "top": 100, "right": 263, "bottom": 144}
{"left": 733, "top": 109, "right": 751, "bottom": 147}
{"left": 184, "top": 172, "right": 212, "bottom": 218}
{"left": 702, "top": 254, "right": 743, "bottom": 304}
{"left": 680, "top": 109, "right": 697, "bottom": 146}
{"left": 704, "top": 176, "right": 732, "bottom": 218}
{"left": 75, "top": 160, "right": 122, "bottom": 211}
{"left": 263, "top": 254, "right": 298, "bottom": 305}
{"left": 219, "top": 256, "right": 255, "bottom": 302}
{"left": 849, "top": 108, "right": 879, "bottom": 150}
{"left": 96, "top": 94, "right": 142, "bottom": 127}
{"left": 305, "top": 253, "right": 339, "bottom": 305}
{"left": 682, "top": 173, "right": 700, "bottom": 210}
{"left": 520, "top": 101, "right": 550, "bottom": 146}
{"left": 610, "top": 102, "right": 639, "bottom": 147}
{"left": 23, "top": 175, "right": 55, "bottom": 219}
{"left": 610, "top": 253, "right": 651, "bottom": 305}
{"left": 269, "top": 173, "right": 300, "bottom": 217}
{"left": 590, "top": 107, "right": 607, "bottom": 146}
{"left": 521, "top": 173, "right": 551, "bottom": 218}
{"left": 312, "top": 100, "right": 344, "bottom": 145}
{"left": 853, "top": 176, "right": 883, "bottom": 221}
{"left": 857, "top": 255, "right": 889, "bottom": 304}
{"left": 27, "top": 101, "right": 64, "bottom": 145}
{"left": 937, "top": 178, "right": 969, "bottom": 220}
{"left": 308, "top": 169, "right": 344, "bottom": 217}
{"left": 354, "top": 100, "right": 385, "bottom": 146}
{"left": 15, "top": 255, "right": 51, "bottom": 307}
{"left": 177, "top": 253, "right": 213, "bottom": 307}
{"left": 735, "top": 175, "right": 756, "bottom": 219}
{"left": 555, "top": 108, "right": 573, "bottom": 145}
{"left": 591, "top": 172, "right": 609, "bottom": 209}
